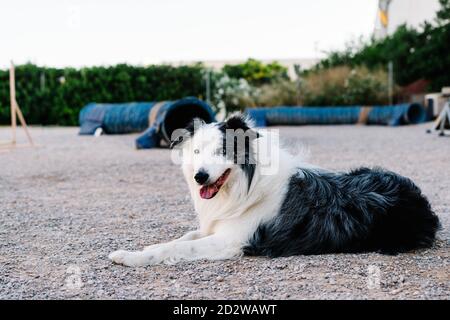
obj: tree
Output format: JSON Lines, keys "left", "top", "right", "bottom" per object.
{"left": 313, "top": 0, "right": 450, "bottom": 91}
{"left": 223, "top": 59, "right": 288, "bottom": 86}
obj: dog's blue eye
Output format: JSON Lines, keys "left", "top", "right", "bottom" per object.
{"left": 194, "top": 149, "right": 200, "bottom": 154}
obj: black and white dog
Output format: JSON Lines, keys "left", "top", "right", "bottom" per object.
{"left": 109, "top": 114, "right": 440, "bottom": 266}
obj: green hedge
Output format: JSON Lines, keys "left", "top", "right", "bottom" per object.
{"left": 0, "top": 63, "right": 206, "bottom": 126}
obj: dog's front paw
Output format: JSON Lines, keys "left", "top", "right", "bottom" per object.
{"left": 108, "top": 250, "right": 148, "bottom": 267}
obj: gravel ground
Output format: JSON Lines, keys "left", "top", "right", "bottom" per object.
{"left": 0, "top": 124, "right": 449, "bottom": 300}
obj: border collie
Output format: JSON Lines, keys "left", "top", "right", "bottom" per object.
{"left": 109, "top": 114, "right": 440, "bottom": 266}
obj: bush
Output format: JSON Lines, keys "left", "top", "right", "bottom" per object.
{"left": 255, "top": 80, "right": 300, "bottom": 107}
{"left": 0, "top": 60, "right": 291, "bottom": 125}
{"left": 0, "top": 59, "right": 396, "bottom": 125}
{"left": 211, "top": 65, "right": 390, "bottom": 114}
{"left": 0, "top": 63, "right": 206, "bottom": 125}
{"left": 211, "top": 76, "right": 300, "bottom": 113}
{"left": 210, "top": 73, "right": 257, "bottom": 116}
{"left": 314, "top": 0, "right": 450, "bottom": 91}
{"left": 301, "top": 66, "right": 390, "bottom": 106}
{"left": 223, "top": 58, "right": 289, "bottom": 86}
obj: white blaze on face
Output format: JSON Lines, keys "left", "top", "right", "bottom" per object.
{"left": 190, "top": 125, "right": 232, "bottom": 183}
{"left": 177, "top": 124, "right": 234, "bottom": 200}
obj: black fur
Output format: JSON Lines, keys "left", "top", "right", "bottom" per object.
{"left": 217, "top": 115, "right": 259, "bottom": 190}
{"left": 244, "top": 167, "right": 440, "bottom": 257}
{"left": 169, "top": 118, "right": 200, "bottom": 149}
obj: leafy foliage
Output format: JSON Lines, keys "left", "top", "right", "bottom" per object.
{"left": 210, "top": 73, "right": 257, "bottom": 115}
{"left": 314, "top": 0, "right": 450, "bottom": 91}
{"left": 0, "top": 59, "right": 295, "bottom": 125}
{"left": 212, "top": 66, "right": 390, "bottom": 111}
{"left": 0, "top": 64, "right": 205, "bottom": 125}
{"left": 301, "top": 66, "right": 390, "bottom": 106}
{"left": 222, "top": 59, "right": 289, "bottom": 85}
{"left": 255, "top": 80, "right": 300, "bottom": 107}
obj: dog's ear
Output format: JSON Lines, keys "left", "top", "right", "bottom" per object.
{"left": 223, "top": 113, "right": 260, "bottom": 138}
{"left": 225, "top": 113, "right": 252, "bottom": 130}
{"left": 169, "top": 118, "right": 204, "bottom": 149}
{"left": 169, "top": 134, "right": 186, "bottom": 149}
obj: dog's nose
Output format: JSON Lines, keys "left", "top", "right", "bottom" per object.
{"left": 194, "top": 170, "right": 209, "bottom": 185}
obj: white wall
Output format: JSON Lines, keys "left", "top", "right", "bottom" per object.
{"left": 387, "top": 0, "right": 441, "bottom": 33}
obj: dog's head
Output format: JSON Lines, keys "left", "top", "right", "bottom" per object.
{"left": 171, "top": 113, "right": 260, "bottom": 200}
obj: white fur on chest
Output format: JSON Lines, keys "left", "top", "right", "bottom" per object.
{"left": 184, "top": 148, "right": 297, "bottom": 245}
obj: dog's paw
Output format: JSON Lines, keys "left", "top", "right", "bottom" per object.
{"left": 108, "top": 250, "right": 148, "bottom": 267}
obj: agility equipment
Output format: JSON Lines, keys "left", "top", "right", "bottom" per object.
{"left": 79, "top": 97, "right": 215, "bottom": 149}
{"left": 0, "top": 61, "right": 34, "bottom": 152}
{"left": 246, "top": 104, "right": 427, "bottom": 127}
{"left": 432, "top": 87, "right": 450, "bottom": 136}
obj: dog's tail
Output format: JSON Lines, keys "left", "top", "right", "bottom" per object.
{"left": 365, "top": 168, "right": 441, "bottom": 254}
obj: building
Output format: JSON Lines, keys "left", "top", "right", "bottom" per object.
{"left": 374, "top": 0, "right": 442, "bottom": 38}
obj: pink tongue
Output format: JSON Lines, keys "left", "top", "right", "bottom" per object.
{"left": 200, "top": 185, "right": 218, "bottom": 199}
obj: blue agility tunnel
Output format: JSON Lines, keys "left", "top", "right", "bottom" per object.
{"left": 246, "top": 103, "right": 427, "bottom": 127}
{"left": 79, "top": 97, "right": 215, "bottom": 149}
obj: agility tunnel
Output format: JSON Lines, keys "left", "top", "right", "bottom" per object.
{"left": 79, "top": 97, "right": 215, "bottom": 149}
{"left": 246, "top": 103, "right": 427, "bottom": 127}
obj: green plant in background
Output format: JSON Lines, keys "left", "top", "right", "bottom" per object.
{"left": 438, "top": 0, "right": 450, "bottom": 21}
{"left": 343, "top": 68, "right": 390, "bottom": 105}
{"left": 0, "top": 63, "right": 205, "bottom": 125}
{"left": 211, "top": 73, "right": 257, "bottom": 117}
{"left": 300, "top": 66, "right": 390, "bottom": 106}
{"left": 0, "top": 60, "right": 394, "bottom": 124}
{"left": 212, "top": 61, "right": 299, "bottom": 114}
{"left": 215, "top": 59, "right": 293, "bottom": 113}
{"left": 255, "top": 80, "right": 299, "bottom": 107}
{"left": 222, "top": 58, "right": 289, "bottom": 86}
{"left": 314, "top": 0, "right": 450, "bottom": 91}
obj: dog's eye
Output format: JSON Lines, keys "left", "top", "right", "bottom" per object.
{"left": 194, "top": 149, "right": 200, "bottom": 154}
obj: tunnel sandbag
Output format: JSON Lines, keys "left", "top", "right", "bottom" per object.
{"left": 79, "top": 97, "right": 215, "bottom": 149}
{"left": 79, "top": 102, "right": 156, "bottom": 135}
{"left": 246, "top": 103, "right": 426, "bottom": 127}
{"left": 256, "top": 106, "right": 361, "bottom": 126}
{"left": 247, "top": 108, "right": 269, "bottom": 127}
{"left": 135, "top": 97, "right": 215, "bottom": 149}
{"left": 366, "top": 103, "right": 427, "bottom": 125}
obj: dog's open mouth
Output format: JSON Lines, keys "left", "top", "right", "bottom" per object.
{"left": 199, "top": 169, "right": 231, "bottom": 200}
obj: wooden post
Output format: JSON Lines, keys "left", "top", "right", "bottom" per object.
{"left": 9, "top": 61, "right": 17, "bottom": 144}
{"left": 14, "top": 99, "right": 34, "bottom": 146}
{"left": 0, "top": 61, "right": 35, "bottom": 148}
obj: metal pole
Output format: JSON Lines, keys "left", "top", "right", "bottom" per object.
{"left": 40, "top": 72, "right": 46, "bottom": 91}
{"left": 388, "top": 61, "right": 394, "bottom": 105}
{"left": 205, "top": 70, "right": 211, "bottom": 104}
{"left": 294, "top": 64, "right": 302, "bottom": 105}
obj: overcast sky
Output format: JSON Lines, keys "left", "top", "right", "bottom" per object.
{"left": 1, "top": 0, "right": 379, "bottom": 68}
